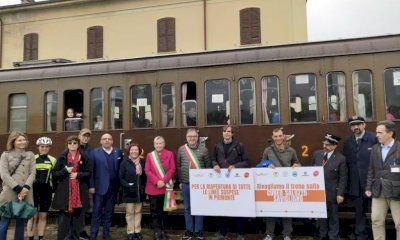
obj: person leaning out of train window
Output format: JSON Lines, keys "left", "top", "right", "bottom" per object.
{"left": 312, "top": 133, "right": 347, "bottom": 240}
{"left": 144, "top": 136, "right": 176, "bottom": 240}
{"left": 212, "top": 125, "right": 249, "bottom": 240}
{"left": 262, "top": 127, "right": 300, "bottom": 240}
{"left": 51, "top": 135, "right": 92, "bottom": 240}
{"left": 119, "top": 143, "right": 146, "bottom": 240}
{"left": 65, "top": 108, "right": 83, "bottom": 131}
{"left": 177, "top": 128, "right": 211, "bottom": 240}
{"left": 27, "top": 137, "right": 57, "bottom": 240}
{"left": 365, "top": 120, "right": 400, "bottom": 240}
{"left": 0, "top": 131, "right": 36, "bottom": 240}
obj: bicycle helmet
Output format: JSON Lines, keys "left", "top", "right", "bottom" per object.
{"left": 36, "top": 137, "right": 53, "bottom": 146}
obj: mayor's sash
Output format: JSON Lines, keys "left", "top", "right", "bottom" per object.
{"left": 183, "top": 144, "right": 201, "bottom": 169}
{"left": 149, "top": 151, "right": 177, "bottom": 211}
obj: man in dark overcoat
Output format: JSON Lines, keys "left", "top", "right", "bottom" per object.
{"left": 312, "top": 133, "right": 347, "bottom": 240}
{"left": 343, "top": 116, "right": 377, "bottom": 240}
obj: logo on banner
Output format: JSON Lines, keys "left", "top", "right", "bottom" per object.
{"left": 313, "top": 171, "right": 319, "bottom": 177}
{"left": 244, "top": 172, "right": 250, "bottom": 178}
{"left": 292, "top": 171, "right": 298, "bottom": 177}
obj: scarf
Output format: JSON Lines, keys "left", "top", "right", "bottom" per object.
{"left": 67, "top": 151, "right": 82, "bottom": 213}
{"left": 131, "top": 157, "right": 142, "bottom": 175}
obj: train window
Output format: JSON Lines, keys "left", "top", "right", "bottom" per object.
{"left": 205, "top": 79, "right": 230, "bottom": 125}
{"left": 161, "top": 83, "right": 176, "bottom": 128}
{"left": 352, "top": 70, "right": 373, "bottom": 120}
{"left": 64, "top": 90, "right": 83, "bottom": 131}
{"left": 87, "top": 26, "right": 103, "bottom": 59}
{"left": 109, "top": 87, "right": 123, "bottom": 129}
{"left": 289, "top": 74, "right": 317, "bottom": 122}
{"left": 23, "top": 33, "right": 38, "bottom": 61}
{"left": 261, "top": 76, "right": 280, "bottom": 124}
{"left": 91, "top": 88, "right": 104, "bottom": 130}
{"left": 239, "top": 77, "right": 256, "bottom": 124}
{"left": 182, "top": 82, "right": 197, "bottom": 127}
{"left": 9, "top": 93, "right": 27, "bottom": 132}
{"left": 326, "top": 72, "right": 346, "bottom": 122}
{"left": 131, "top": 84, "right": 152, "bottom": 128}
{"left": 240, "top": 8, "right": 261, "bottom": 45}
{"left": 384, "top": 68, "right": 400, "bottom": 120}
{"left": 45, "top": 91, "right": 57, "bottom": 132}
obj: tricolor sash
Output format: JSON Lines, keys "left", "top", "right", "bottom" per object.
{"left": 149, "top": 151, "right": 177, "bottom": 211}
{"left": 183, "top": 144, "right": 201, "bottom": 169}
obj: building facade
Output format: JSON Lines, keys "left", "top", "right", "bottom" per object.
{"left": 0, "top": 0, "right": 307, "bottom": 68}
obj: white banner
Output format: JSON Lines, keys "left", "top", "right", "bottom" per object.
{"left": 189, "top": 168, "right": 256, "bottom": 217}
{"left": 190, "top": 167, "right": 327, "bottom": 218}
{"left": 254, "top": 167, "right": 327, "bottom": 218}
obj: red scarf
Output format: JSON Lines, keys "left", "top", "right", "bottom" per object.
{"left": 67, "top": 151, "right": 82, "bottom": 213}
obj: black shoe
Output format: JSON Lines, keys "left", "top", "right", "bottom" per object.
{"left": 183, "top": 230, "right": 193, "bottom": 240}
{"left": 135, "top": 233, "right": 143, "bottom": 240}
{"left": 194, "top": 231, "right": 204, "bottom": 240}
{"left": 80, "top": 231, "right": 90, "bottom": 240}
{"left": 127, "top": 233, "right": 135, "bottom": 240}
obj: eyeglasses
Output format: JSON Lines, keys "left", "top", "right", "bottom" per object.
{"left": 67, "top": 141, "right": 78, "bottom": 145}
{"left": 187, "top": 135, "right": 198, "bottom": 138}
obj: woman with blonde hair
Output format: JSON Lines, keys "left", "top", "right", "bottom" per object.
{"left": 0, "top": 131, "right": 36, "bottom": 240}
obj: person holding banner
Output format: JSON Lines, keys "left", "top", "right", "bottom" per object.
{"left": 212, "top": 125, "right": 249, "bottom": 240}
{"left": 312, "top": 133, "right": 347, "bottom": 240}
{"left": 177, "top": 128, "right": 211, "bottom": 240}
{"left": 145, "top": 136, "right": 176, "bottom": 240}
{"left": 262, "top": 128, "right": 300, "bottom": 240}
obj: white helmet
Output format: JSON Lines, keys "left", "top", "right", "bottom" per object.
{"left": 36, "top": 137, "right": 52, "bottom": 146}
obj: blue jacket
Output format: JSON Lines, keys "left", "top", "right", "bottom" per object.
{"left": 343, "top": 130, "right": 377, "bottom": 196}
{"left": 90, "top": 147, "right": 123, "bottom": 195}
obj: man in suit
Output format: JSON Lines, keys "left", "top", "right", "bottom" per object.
{"left": 312, "top": 133, "right": 347, "bottom": 240}
{"left": 366, "top": 120, "right": 400, "bottom": 240}
{"left": 343, "top": 116, "right": 377, "bottom": 240}
{"left": 89, "top": 133, "right": 123, "bottom": 240}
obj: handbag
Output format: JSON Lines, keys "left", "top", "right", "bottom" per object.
{"left": 0, "top": 200, "right": 37, "bottom": 219}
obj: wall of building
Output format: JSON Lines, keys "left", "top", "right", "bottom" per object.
{"left": 0, "top": 0, "right": 307, "bottom": 68}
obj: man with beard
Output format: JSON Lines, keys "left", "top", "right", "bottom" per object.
{"left": 343, "top": 116, "right": 377, "bottom": 240}
{"left": 262, "top": 128, "right": 301, "bottom": 240}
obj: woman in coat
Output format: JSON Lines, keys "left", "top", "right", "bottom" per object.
{"left": 0, "top": 131, "right": 36, "bottom": 240}
{"left": 119, "top": 143, "right": 146, "bottom": 240}
{"left": 145, "top": 136, "right": 176, "bottom": 240}
{"left": 51, "top": 135, "right": 92, "bottom": 240}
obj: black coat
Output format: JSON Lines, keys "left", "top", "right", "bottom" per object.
{"left": 312, "top": 150, "right": 347, "bottom": 202}
{"left": 212, "top": 139, "right": 249, "bottom": 168}
{"left": 343, "top": 131, "right": 377, "bottom": 196}
{"left": 51, "top": 150, "right": 92, "bottom": 211}
{"left": 366, "top": 141, "right": 400, "bottom": 200}
{"left": 119, "top": 157, "right": 146, "bottom": 203}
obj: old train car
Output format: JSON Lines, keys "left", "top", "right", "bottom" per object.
{"left": 0, "top": 34, "right": 399, "bottom": 166}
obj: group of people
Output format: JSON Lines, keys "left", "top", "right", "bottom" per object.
{"left": 0, "top": 116, "right": 398, "bottom": 240}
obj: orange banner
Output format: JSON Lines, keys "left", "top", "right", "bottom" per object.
{"left": 255, "top": 190, "right": 325, "bottom": 202}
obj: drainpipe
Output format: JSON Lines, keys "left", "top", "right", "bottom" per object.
{"left": 0, "top": 17, "right": 3, "bottom": 68}
{"left": 203, "top": 0, "right": 207, "bottom": 51}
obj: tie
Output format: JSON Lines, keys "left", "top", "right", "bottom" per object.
{"left": 322, "top": 153, "right": 328, "bottom": 166}
{"left": 356, "top": 137, "right": 361, "bottom": 145}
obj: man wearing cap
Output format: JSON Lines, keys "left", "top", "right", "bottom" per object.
{"left": 343, "top": 116, "right": 377, "bottom": 240}
{"left": 79, "top": 128, "right": 93, "bottom": 240}
{"left": 366, "top": 120, "right": 400, "bottom": 240}
{"left": 312, "top": 133, "right": 347, "bottom": 240}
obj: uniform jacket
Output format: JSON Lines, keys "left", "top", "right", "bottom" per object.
{"left": 312, "top": 150, "right": 347, "bottom": 202}
{"left": 212, "top": 139, "right": 249, "bottom": 168}
{"left": 366, "top": 141, "right": 400, "bottom": 199}
{"left": 343, "top": 131, "right": 377, "bottom": 196}
{"left": 0, "top": 151, "right": 36, "bottom": 206}
{"left": 262, "top": 144, "right": 299, "bottom": 167}
{"left": 144, "top": 149, "right": 175, "bottom": 196}
{"left": 51, "top": 150, "right": 92, "bottom": 211}
{"left": 119, "top": 157, "right": 146, "bottom": 203}
{"left": 177, "top": 143, "right": 211, "bottom": 184}
{"left": 90, "top": 147, "right": 123, "bottom": 195}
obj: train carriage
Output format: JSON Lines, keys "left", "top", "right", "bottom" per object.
{"left": 0, "top": 34, "right": 399, "bottom": 167}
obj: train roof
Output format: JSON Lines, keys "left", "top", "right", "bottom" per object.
{"left": 1, "top": 34, "right": 400, "bottom": 82}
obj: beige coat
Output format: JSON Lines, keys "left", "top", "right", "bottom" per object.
{"left": 0, "top": 150, "right": 36, "bottom": 206}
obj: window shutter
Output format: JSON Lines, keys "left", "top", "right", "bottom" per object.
{"left": 87, "top": 26, "right": 103, "bottom": 59}
{"left": 23, "top": 33, "right": 38, "bottom": 61}
{"left": 240, "top": 8, "right": 261, "bottom": 45}
{"left": 158, "top": 18, "right": 176, "bottom": 53}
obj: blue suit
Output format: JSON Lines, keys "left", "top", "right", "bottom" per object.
{"left": 90, "top": 147, "right": 122, "bottom": 238}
